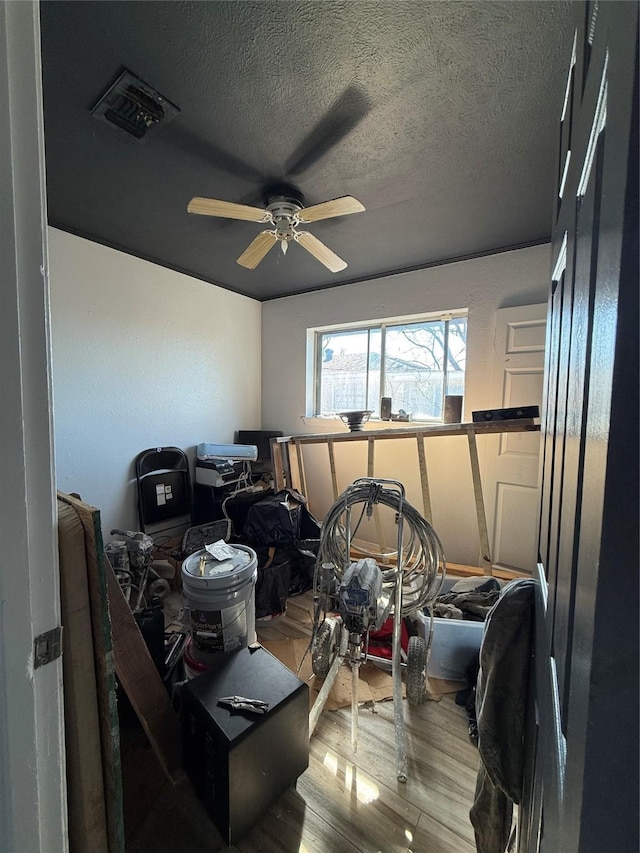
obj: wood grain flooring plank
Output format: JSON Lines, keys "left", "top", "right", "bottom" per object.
{"left": 403, "top": 703, "right": 479, "bottom": 776}
{"left": 256, "top": 597, "right": 317, "bottom": 643}
{"left": 265, "top": 593, "right": 481, "bottom": 850}
{"left": 235, "top": 784, "right": 361, "bottom": 853}
{"left": 311, "top": 703, "right": 478, "bottom": 846}
{"left": 315, "top": 702, "right": 478, "bottom": 791}
{"left": 295, "top": 750, "right": 420, "bottom": 853}
{"left": 414, "top": 809, "right": 477, "bottom": 853}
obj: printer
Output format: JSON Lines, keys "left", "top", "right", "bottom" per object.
{"left": 195, "top": 443, "right": 258, "bottom": 489}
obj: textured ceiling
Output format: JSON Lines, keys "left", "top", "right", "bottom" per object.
{"left": 40, "top": 1, "right": 572, "bottom": 301}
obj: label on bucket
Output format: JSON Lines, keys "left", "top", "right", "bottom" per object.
{"left": 190, "top": 603, "right": 248, "bottom": 654}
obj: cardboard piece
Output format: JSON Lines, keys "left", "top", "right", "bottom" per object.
{"left": 261, "top": 638, "right": 447, "bottom": 710}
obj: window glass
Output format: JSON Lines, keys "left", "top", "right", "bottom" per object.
{"left": 384, "top": 320, "right": 446, "bottom": 419}
{"left": 319, "top": 328, "right": 382, "bottom": 414}
{"left": 315, "top": 314, "right": 467, "bottom": 421}
{"left": 445, "top": 316, "right": 467, "bottom": 399}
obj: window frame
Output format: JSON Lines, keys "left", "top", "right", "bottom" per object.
{"left": 311, "top": 309, "right": 468, "bottom": 422}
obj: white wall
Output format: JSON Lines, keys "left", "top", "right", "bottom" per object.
{"left": 261, "top": 244, "right": 550, "bottom": 566}
{"left": 49, "top": 228, "right": 262, "bottom": 536}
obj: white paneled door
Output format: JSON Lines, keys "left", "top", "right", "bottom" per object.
{"left": 483, "top": 304, "right": 547, "bottom": 573}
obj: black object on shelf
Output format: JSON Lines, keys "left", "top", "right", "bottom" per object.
{"left": 471, "top": 405, "right": 539, "bottom": 423}
{"left": 236, "top": 429, "right": 283, "bottom": 474}
{"left": 444, "top": 395, "right": 463, "bottom": 424}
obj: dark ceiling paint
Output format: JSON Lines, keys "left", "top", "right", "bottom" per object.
{"left": 40, "top": 0, "right": 573, "bottom": 301}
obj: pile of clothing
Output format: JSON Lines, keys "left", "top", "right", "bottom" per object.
{"left": 435, "top": 576, "right": 503, "bottom": 746}
{"left": 433, "top": 574, "right": 502, "bottom": 621}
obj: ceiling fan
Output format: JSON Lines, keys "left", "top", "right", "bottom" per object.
{"left": 187, "top": 186, "right": 365, "bottom": 272}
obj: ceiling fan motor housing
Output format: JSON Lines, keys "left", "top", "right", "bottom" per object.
{"left": 263, "top": 185, "right": 305, "bottom": 209}
{"left": 265, "top": 189, "right": 305, "bottom": 240}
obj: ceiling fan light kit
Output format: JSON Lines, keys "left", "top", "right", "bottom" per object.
{"left": 187, "top": 186, "right": 364, "bottom": 272}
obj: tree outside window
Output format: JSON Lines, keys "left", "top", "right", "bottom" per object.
{"left": 315, "top": 314, "right": 467, "bottom": 420}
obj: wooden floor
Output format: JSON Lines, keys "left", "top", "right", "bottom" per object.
{"left": 128, "top": 592, "right": 480, "bottom": 853}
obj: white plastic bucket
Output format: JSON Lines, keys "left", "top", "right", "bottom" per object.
{"left": 182, "top": 544, "right": 257, "bottom": 655}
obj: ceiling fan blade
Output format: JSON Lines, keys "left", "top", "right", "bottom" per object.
{"left": 165, "top": 126, "right": 265, "bottom": 183}
{"left": 286, "top": 83, "right": 372, "bottom": 177}
{"left": 298, "top": 196, "right": 365, "bottom": 223}
{"left": 236, "top": 231, "right": 278, "bottom": 269}
{"left": 187, "top": 197, "right": 269, "bottom": 223}
{"left": 295, "top": 231, "right": 347, "bottom": 273}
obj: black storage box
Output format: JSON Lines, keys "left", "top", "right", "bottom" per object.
{"left": 180, "top": 646, "right": 309, "bottom": 844}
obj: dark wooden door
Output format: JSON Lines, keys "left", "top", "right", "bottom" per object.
{"left": 520, "top": 2, "right": 638, "bottom": 852}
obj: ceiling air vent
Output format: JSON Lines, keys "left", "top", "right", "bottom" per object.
{"left": 91, "top": 68, "right": 179, "bottom": 141}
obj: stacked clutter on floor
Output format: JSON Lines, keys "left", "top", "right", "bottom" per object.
{"left": 105, "top": 527, "right": 186, "bottom": 690}
{"left": 177, "top": 538, "right": 310, "bottom": 845}
{"left": 115, "top": 445, "right": 315, "bottom": 843}
{"left": 105, "top": 528, "right": 170, "bottom": 609}
{"left": 101, "top": 445, "right": 314, "bottom": 845}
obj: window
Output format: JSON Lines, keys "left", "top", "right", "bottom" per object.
{"left": 313, "top": 312, "right": 467, "bottom": 421}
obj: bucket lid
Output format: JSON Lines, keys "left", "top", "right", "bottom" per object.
{"left": 182, "top": 543, "right": 256, "bottom": 588}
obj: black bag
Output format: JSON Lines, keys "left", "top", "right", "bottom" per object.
{"left": 243, "top": 490, "right": 321, "bottom": 596}
{"left": 254, "top": 545, "right": 291, "bottom": 619}
{"left": 287, "top": 539, "right": 319, "bottom": 596}
{"left": 242, "top": 488, "right": 320, "bottom": 545}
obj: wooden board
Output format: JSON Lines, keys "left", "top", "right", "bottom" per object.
{"left": 57, "top": 492, "right": 125, "bottom": 853}
{"left": 104, "top": 557, "right": 181, "bottom": 782}
{"left": 465, "top": 425, "right": 492, "bottom": 574}
{"left": 416, "top": 434, "right": 432, "bottom": 523}
{"left": 276, "top": 418, "right": 540, "bottom": 447}
{"left": 57, "top": 496, "right": 109, "bottom": 853}
{"left": 445, "top": 561, "right": 529, "bottom": 581}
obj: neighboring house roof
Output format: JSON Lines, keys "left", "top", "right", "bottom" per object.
{"left": 322, "top": 352, "right": 437, "bottom": 372}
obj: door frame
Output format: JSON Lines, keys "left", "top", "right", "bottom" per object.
{"left": 0, "top": 2, "right": 67, "bottom": 851}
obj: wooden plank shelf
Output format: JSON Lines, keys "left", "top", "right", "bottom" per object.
{"left": 275, "top": 418, "right": 538, "bottom": 448}
{"left": 271, "top": 419, "right": 540, "bottom": 576}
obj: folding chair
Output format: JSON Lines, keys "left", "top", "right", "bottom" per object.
{"left": 135, "top": 446, "right": 192, "bottom": 534}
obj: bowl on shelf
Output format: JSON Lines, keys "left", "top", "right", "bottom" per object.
{"left": 337, "top": 410, "right": 374, "bottom": 432}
